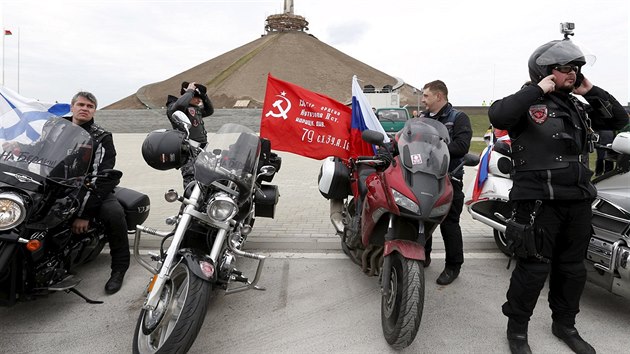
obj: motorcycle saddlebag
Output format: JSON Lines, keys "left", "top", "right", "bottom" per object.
{"left": 114, "top": 187, "right": 151, "bottom": 231}
{"left": 318, "top": 156, "right": 351, "bottom": 200}
{"left": 254, "top": 184, "right": 279, "bottom": 218}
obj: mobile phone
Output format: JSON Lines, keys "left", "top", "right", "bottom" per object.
{"left": 575, "top": 72, "right": 584, "bottom": 88}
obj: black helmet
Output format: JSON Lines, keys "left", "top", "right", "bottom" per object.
{"left": 142, "top": 129, "right": 188, "bottom": 170}
{"left": 528, "top": 39, "right": 591, "bottom": 83}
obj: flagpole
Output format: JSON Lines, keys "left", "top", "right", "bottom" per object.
{"left": 17, "top": 28, "right": 19, "bottom": 93}
{"left": 2, "top": 29, "right": 4, "bottom": 86}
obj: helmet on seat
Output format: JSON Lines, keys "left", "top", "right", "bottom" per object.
{"left": 141, "top": 129, "right": 188, "bottom": 170}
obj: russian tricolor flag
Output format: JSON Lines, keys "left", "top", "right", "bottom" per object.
{"left": 471, "top": 145, "right": 491, "bottom": 201}
{"left": 350, "top": 76, "right": 390, "bottom": 157}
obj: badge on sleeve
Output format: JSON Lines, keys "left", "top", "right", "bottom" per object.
{"left": 528, "top": 105, "right": 548, "bottom": 124}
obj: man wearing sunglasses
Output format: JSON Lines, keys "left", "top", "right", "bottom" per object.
{"left": 489, "top": 37, "right": 628, "bottom": 354}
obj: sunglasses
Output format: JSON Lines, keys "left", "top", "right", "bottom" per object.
{"left": 553, "top": 65, "right": 579, "bottom": 74}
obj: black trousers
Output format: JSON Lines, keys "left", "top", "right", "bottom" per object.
{"left": 97, "top": 193, "right": 130, "bottom": 273}
{"left": 502, "top": 199, "right": 592, "bottom": 332}
{"left": 181, "top": 156, "right": 195, "bottom": 189}
{"left": 425, "top": 178, "right": 464, "bottom": 269}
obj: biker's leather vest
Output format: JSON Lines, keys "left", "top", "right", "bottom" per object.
{"left": 438, "top": 107, "right": 465, "bottom": 178}
{"left": 87, "top": 123, "right": 110, "bottom": 144}
{"left": 511, "top": 95, "right": 590, "bottom": 172}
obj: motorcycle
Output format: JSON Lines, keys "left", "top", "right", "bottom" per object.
{"left": 132, "top": 122, "right": 281, "bottom": 353}
{"left": 0, "top": 117, "right": 150, "bottom": 306}
{"left": 464, "top": 131, "right": 513, "bottom": 255}
{"left": 465, "top": 130, "right": 630, "bottom": 299}
{"left": 318, "top": 118, "right": 479, "bottom": 349}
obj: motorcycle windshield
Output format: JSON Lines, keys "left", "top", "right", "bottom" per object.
{"left": 396, "top": 118, "right": 450, "bottom": 178}
{"left": 193, "top": 123, "right": 260, "bottom": 199}
{"left": 0, "top": 117, "right": 94, "bottom": 179}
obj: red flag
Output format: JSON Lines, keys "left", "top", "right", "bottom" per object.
{"left": 260, "top": 73, "right": 352, "bottom": 160}
{"left": 4, "top": 30, "right": 12, "bottom": 36}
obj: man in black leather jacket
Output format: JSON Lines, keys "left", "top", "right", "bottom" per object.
{"left": 420, "top": 80, "right": 472, "bottom": 285}
{"left": 489, "top": 38, "right": 628, "bottom": 354}
{"left": 166, "top": 81, "right": 214, "bottom": 188}
{"left": 69, "top": 91, "right": 129, "bottom": 295}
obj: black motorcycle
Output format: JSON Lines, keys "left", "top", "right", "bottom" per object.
{"left": 132, "top": 123, "right": 281, "bottom": 353}
{"left": 0, "top": 117, "right": 150, "bottom": 306}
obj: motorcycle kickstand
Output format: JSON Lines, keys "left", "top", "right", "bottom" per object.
{"left": 65, "top": 288, "right": 104, "bottom": 304}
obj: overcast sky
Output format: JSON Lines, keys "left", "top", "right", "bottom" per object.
{"left": 1, "top": 0, "right": 628, "bottom": 108}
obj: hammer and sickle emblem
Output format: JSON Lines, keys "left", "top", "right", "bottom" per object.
{"left": 265, "top": 94, "right": 292, "bottom": 119}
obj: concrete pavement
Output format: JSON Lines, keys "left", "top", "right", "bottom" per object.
{"left": 0, "top": 252, "right": 628, "bottom": 353}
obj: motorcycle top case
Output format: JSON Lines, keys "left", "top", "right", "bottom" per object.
{"left": 318, "top": 156, "right": 351, "bottom": 200}
{"left": 114, "top": 187, "right": 150, "bottom": 231}
{"left": 254, "top": 184, "right": 279, "bottom": 218}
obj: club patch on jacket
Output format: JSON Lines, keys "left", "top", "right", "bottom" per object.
{"left": 528, "top": 105, "right": 548, "bottom": 124}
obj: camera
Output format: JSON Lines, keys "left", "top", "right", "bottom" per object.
{"left": 560, "top": 22, "right": 575, "bottom": 37}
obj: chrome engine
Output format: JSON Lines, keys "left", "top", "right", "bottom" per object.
{"left": 586, "top": 196, "right": 630, "bottom": 298}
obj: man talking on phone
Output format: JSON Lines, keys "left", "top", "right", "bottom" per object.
{"left": 489, "top": 24, "right": 628, "bottom": 354}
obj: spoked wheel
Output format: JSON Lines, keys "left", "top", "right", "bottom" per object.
{"left": 381, "top": 253, "right": 424, "bottom": 349}
{"left": 493, "top": 229, "right": 511, "bottom": 256}
{"left": 133, "top": 262, "right": 212, "bottom": 354}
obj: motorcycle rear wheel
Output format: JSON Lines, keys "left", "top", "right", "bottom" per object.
{"left": 381, "top": 253, "right": 424, "bottom": 349}
{"left": 493, "top": 229, "right": 511, "bottom": 256}
{"left": 133, "top": 262, "right": 212, "bottom": 354}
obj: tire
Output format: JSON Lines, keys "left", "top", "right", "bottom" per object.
{"left": 494, "top": 229, "right": 511, "bottom": 256}
{"left": 381, "top": 253, "right": 424, "bottom": 349}
{"left": 133, "top": 262, "right": 213, "bottom": 354}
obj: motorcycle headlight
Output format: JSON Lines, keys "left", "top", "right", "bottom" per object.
{"left": 206, "top": 195, "right": 238, "bottom": 222}
{"left": 0, "top": 193, "right": 26, "bottom": 231}
{"left": 429, "top": 201, "right": 452, "bottom": 218}
{"left": 392, "top": 189, "right": 419, "bottom": 214}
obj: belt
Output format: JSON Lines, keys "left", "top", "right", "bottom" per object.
{"left": 554, "top": 154, "right": 588, "bottom": 163}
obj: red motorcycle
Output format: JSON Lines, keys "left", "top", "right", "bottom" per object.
{"left": 318, "top": 118, "right": 479, "bottom": 348}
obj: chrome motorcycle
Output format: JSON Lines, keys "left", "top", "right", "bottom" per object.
{"left": 132, "top": 122, "right": 281, "bottom": 353}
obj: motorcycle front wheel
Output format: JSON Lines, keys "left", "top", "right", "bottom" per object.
{"left": 381, "top": 252, "right": 424, "bottom": 349}
{"left": 493, "top": 229, "right": 511, "bottom": 256}
{"left": 133, "top": 262, "right": 213, "bottom": 354}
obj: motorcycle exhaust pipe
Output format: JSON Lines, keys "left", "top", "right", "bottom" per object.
{"left": 330, "top": 199, "right": 344, "bottom": 234}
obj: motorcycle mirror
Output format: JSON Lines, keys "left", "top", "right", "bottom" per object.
{"left": 100, "top": 168, "right": 123, "bottom": 180}
{"left": 258, "top": 165, "right": 276, "bottom": 177}
{"left": 257, "top": 165, "right": 277, "bottom": 181}
{"left": 361, "top": 130, "right": 385, "bottom": 146}
{"left": 611, "top": 132, "right": 630, "bottom": 155}
{"left": 172, "top": 111, "right": 192, "bottom": 138}
{"left": 172, "top": 111, "right": 192, "bottom": 126}
{"left": 463, "top": 153, "right": 480, "bottom": 167}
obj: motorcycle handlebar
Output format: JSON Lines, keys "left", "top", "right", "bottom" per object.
{"left": 354, "top": 157, "right": 387, "bottom": 166}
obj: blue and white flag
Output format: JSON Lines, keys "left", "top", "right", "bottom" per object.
{"left": 0, "top": 86, "right": 71, "bottom": 143}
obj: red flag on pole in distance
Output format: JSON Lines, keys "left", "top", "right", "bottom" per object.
{"left": 3, "top": 30, "right": 12, "bottom": 35}
{"left": 260, "top": 73, "right": 352, "bottom": 160}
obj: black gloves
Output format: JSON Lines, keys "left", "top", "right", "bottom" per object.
{"left": 195, "top": 84, "right": 207, "bottom": 96}
{"left": 376, "top": 148, "right": 393, "bottom": 167}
